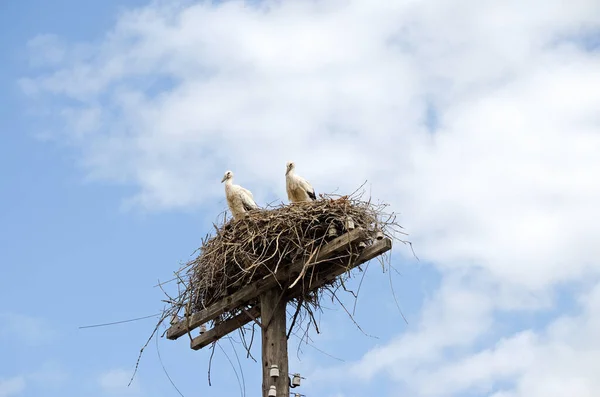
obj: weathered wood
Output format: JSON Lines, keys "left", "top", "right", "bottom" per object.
{"left": 288, "top": 238, "right": 393, "bottom": 297}
{"left": 190, "top": 306, "right": 260, "bottom": 350}
{"left": 186, "top": 238, "right": 393, "bottom": 349}
{"left": 288, "top": 228, "right": 366, "bottom": 289}
{"left": 166, "top": 228, "right": 366, "bottom": 340}
{"left": 261, "top": 288, "right": 289, "bottom": 397}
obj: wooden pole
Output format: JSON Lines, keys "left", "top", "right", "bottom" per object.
{"left": 260, "top": 288, "right": 289, "bottom": 397}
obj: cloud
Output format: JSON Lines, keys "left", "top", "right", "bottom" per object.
{"left": 367, "top": 279, "right": 600, "bottom": 397}
{"left": 22, "top": 0, "right": 600, "bottom": 291}
{"left": 0, "top": 377, "right": 25, "bottom": 397}
{"left": 311, "top": 275, "right": 600, "bottom": 397}
{"left": 0, "top": 313, "right": 54, "bottom": 346}
{"left": 310, "top": 274, "right": 537, "bottom": 389}
{"left": 98, "top": 369, "right": 140, "bottom": 395}
{"left": 26, "top": 34, "right": 66, "bottom": 68}
{"left": 28, "top": 362, "right": 69, "bottom": 387}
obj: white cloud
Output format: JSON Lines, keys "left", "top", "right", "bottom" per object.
{"left": 310, "top": 274, "right": 541, "bottom": 388}
{"left": 426, "top": 280, "right": 600, "bottom": 397}
{"left": 0, "top": 364, "right": 67, "bottom": 397}
{"left": 347, "top": 276, "right": 496, "bottom": 382}
{"left": 21, "top": 0, "right": 600, "bottom": 290}
{"left": 28, "top": 362, "right": 69, "bottom": 387}
{"left": 21, "top": 0, "right": 600, "bottom": 396}
{"left": 98, "top": 369, "right": 140, "bottom": 395}
{"left": 312, "top": 276, "right": 600, "bottom": 397}
{"left": 26, "top": 34, "right": 66, "bottom": 68}
{"left": 0, "top": 377, "right": 25, "bottom": 397}
{"left": 0, "top": 313, "right": 54, "bottom": 346}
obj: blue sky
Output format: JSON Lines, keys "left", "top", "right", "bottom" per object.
{"left": 2, "top": 1, "right": 600, "bottom": 397}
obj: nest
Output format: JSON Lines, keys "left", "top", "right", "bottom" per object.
{"left": 163, "top": 191, "right": 402, "bottom": 319}
{"left": 149, "top": 191, "right": 407, "bottom": 363}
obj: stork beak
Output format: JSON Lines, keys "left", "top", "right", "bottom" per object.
{"left": 221, "top": 175, "right": 227, "bottom": 183}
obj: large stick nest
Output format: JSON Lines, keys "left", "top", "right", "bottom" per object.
{"left": 162, "top": 192, "right": 405, "bottom": 325}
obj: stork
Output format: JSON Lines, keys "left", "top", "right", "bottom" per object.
{"left": 221, "top": 170, "right": 259, "bottom": 220}
{"left": 285, "top": 161, "right": 316, "bottom": 203}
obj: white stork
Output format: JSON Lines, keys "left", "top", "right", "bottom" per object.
{"left": 285, "top": 161, "right": 316, "bottom": 203}
{"left": 221, "top": 170, "right": 259, "bottom": 220}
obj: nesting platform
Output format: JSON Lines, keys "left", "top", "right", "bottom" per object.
{"left": 163, "top": 195, "right": 396, "bottom": 350}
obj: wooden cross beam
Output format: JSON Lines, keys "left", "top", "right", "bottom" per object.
{"left": 166, "top": 227, "right": 367, "bottom": 340}
{"left": 190, "top": 306, "right": 261, "bottom": 350}
{"left": 189, "top": 237, "right": 392, "bottom": 350}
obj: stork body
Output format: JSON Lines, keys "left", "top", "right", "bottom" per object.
{"left": 285, "top": 162, "right": 316, "bottom": 203}
{"left": 221, "top": 171, "right": 258, "bottom": 220}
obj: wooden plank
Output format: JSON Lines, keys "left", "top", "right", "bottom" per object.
{"left": 166, "top": 228, "right": 366, "bottom": 340}
{"left": 288, "top": 237, "right": 393, "bottom": 298}
{"left": 261, "top": 288, "right": 289, "bottom": 397}
{"left": 190, "top": 306, "right": 260, "bottom": 350}
{"left": 186, "top": 238, "right": 393, "bottom": 349}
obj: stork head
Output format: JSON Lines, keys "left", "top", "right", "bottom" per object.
{"left": 221, "top": 170, "right": 233, "bottom": 183}
{"left": 285, "top": 161, "right": 295, "bottom": 175}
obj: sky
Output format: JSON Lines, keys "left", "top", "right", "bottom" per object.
{"left": 1, "top": 0, "right": 600, "bottom": 396}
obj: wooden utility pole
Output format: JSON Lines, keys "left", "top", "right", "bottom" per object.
{"left": 260, "top": 288, "right": 289, "bottom": 397}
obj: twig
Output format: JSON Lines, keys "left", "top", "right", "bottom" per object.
{"left": 287, "top": 299, "right": 303, "bottom": 339}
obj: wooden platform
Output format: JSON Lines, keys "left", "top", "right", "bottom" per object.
{"left": 165, "top": 228, "right": 392, "bottom": 349}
